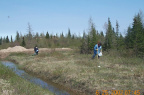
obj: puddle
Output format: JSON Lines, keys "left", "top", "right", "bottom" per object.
{"left": 1, "top": 61, "right": 70, "bottom": 95}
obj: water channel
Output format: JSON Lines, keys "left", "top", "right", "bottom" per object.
{"left": 1, "top": 61, "right": 70, "bottom": 95}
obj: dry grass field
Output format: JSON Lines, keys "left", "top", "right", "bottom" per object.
{"left": 5, "top": 49, "right": 144, "bottom": 95}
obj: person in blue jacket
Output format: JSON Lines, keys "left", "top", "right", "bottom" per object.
{"left": 33, "top": 46, "right": 39, "bottom": 55}
{"left": 92, "top": 42, "right": 102, "bottom": 59}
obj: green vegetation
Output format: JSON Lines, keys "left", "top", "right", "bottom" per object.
{"left": 81, "top": 12, "right": 144, "bottom": 57}
{"left": 125, "top": 12, "right": 144, "bottom": 57}
{"left": 6, "top": 51, "right": 144, "bottom": 95}
{"left": 0, "top": 62, "right": 53, "bottom": 95}
{"left": 21, "top": 37, "right": 26, "bottom": 47}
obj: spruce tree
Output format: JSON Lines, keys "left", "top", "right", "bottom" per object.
{"left": 118, "top": 33, "right": 125, "bottom": 49}
{"left": 125, "top": 12, "right": 144, "bottom": 56}
{"left": 11, "top": 35, "right": 13, "bottom": 42}
{"left": 89, "top": 23, "right": 97, "bottom": 50}
{"left": 21, "top": 37, "right": 26, "bottom": 47}
{"left": 125, "top": 26, "right": 133, "bottom": 48}
{"left": 16, "top": 31, "right": 20, "bottom": 41}
{"left": 132, "top": 13, "right": 144, "bottom": 56}
{"left": 116, "top": 20, "right": 120, "bottom": 50}
{"left": 104, "top": 18, "right": 113, "bottom": 50}
{"left": 80, "top": 18, "right": 99, "bottom": 54}
{"left": 88, "top": 18, "right": 98, "bottom": 51}
{"left": 67, "top": 28, "right": 71, "bottom": 38}
{"left": 6, "top": 36, "right": 9, "bottom": 43}
{"left": 80, "top": 32, "right": 87, "bottom": 54}
{"left": 46, "top": 31, "right": 49, "bottom": 39}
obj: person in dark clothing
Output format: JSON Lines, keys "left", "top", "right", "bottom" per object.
{"left": 35, "top": 47, "right": 39, "bottom": 55}
{"left": 34, "top": 46, "right": 36, "bottom": 53}
{"left": 33, "top": 46, "right": 39, "bottom": 55}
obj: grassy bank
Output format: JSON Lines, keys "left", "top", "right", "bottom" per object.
{"left": 6, "top": 50, "right": 144, "bottom": 95}
{"left": 0, "top": 62, "right": 53, "bottom": 95}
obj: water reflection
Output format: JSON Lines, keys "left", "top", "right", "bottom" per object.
{"left": 1, "top": 61, "right": 69, "bottom": 95}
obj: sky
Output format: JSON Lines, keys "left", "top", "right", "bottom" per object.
{"left": 0, "top": 0, "right": 144, "bottom": 39}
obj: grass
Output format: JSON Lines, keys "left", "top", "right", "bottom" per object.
{"left": 0, "top": 62, "right": 53, "bottom": 95}
{"left": 5, "top": 50, "right": 144, "bottom": 95}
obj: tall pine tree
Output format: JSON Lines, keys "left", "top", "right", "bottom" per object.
{"left": 132, "top": 13, "right": 144, "bottom": 56}
{"left": 104, "top": 18, "right": 114, "bottom": 50}
{"left": 125, "top": 12, "right": 144, "bottom": 56}
{"left": 80, "top": 18, "right": 99, "bottom": 54}
{"left": 45, "top": 31, "right": 49, "bottom": 39}
{"left": 16, "top": 31, "right": 20, "bottom": 41}
{"left": 125, "top": 26, "right": 133, "bottom": 48}
{"left": 11, "top": 35, "right": 13, "bottom": 42}
{"left": 88, "top": 18, "right": 98, "bottom": 51}
{"left": 21, "top": 37, "right": 26, "bottom": 47}
{"left": 116, "top": 20, "right": 120, "bottom": 50}
{"left": 67, "top": 28, "right": 71, "bottom": 38}
{"left": 6, "top": 36, "right": 9, "bottom": 43}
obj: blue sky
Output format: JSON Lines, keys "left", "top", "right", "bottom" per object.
{"left": 0, "top": 0, "right": 144, "bottom": 39}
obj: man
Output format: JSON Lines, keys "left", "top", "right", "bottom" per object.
{"left": 92, "top": 42, "right": 102, "bottom": 59}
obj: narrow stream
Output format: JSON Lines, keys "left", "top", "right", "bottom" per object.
{"left": 1, "top": 61, "right": 70, "bottom": 95}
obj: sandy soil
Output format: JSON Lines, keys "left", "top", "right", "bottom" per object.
{"left": 0, "top": 46, "right": 72, "bottom": 59}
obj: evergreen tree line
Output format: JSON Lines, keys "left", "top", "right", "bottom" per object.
{"left": 0, "top": 11, "right": 144, "bottom": 57}
{"left": 0, "top": 24, "right": 81, "bottom": 49}
{"left": 80, "top": 12, "right": 144, "bottom": 57}
{"left": 0, "top": 35, "right": 13, "bottom": 45}
{"left": 80, "top": 18, "right": 124, "bottom": 54}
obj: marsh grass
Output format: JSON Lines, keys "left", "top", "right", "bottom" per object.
{"left": 0, "top": 63, "right": 53, "bottom": 95}
{"left": 6, "top": 50, "right": 144, "bottom": 95}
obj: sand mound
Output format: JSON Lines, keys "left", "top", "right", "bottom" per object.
{"left": 0, "top": 46, "right": 27, "bottom": 53}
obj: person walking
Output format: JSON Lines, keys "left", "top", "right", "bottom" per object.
{"left": 92, "top": 42, "right": 102, "bottom": 59}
